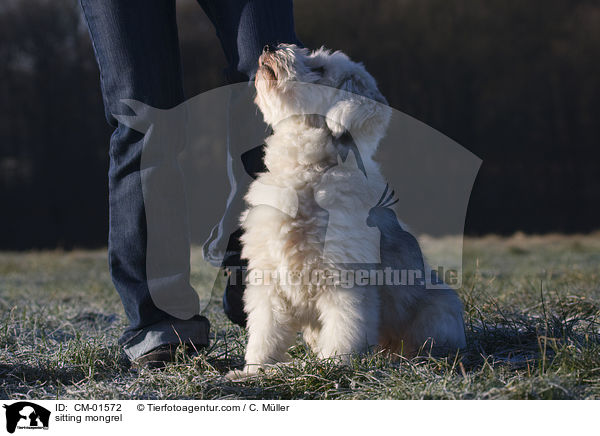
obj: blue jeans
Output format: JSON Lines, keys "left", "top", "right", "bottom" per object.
{"left": 79, "top": 0, "right": 300, "bottom": 360}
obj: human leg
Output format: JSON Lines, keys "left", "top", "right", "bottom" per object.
{"left": 79, "top": 0, "right": 209, "bottom": 361}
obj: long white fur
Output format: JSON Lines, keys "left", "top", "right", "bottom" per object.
{"left": 234, "top": 45, "right": 466, "bottom": 377}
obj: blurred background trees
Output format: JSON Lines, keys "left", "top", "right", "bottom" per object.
{"left": 1, "top": 0, "right": 599, "bottom": 249}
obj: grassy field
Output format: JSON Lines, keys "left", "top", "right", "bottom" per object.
{"left": 1, "top": 234, "right": 599, "bottom": 400}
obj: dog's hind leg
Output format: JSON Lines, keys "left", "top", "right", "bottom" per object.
{"left": 407, "top": 288, "right": 467, "bottom": 354}
{"left": 315, "top": 287, "right": 380, "bottom": 363}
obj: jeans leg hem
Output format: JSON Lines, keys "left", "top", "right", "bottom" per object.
{"left": 122, "top": 316, "right": 210, "bottom": 361}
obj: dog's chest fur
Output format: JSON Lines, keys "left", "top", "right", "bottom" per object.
{"left": 241, "top": 116, "right": 338, "bottom": 309}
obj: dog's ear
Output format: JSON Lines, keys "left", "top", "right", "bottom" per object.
{"left": 325, "top": 67, "right": 391, "bottom": 141}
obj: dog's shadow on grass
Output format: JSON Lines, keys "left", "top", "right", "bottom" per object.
{"left": 459, "top": 306, "right": 600, "bottom": 373}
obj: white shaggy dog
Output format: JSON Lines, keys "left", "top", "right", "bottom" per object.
{"left": 235, "top": 44, "right": 466, "bottom": 376}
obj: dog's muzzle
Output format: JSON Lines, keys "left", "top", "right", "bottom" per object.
{"left": 258, "top": 55, "right": 277, "bottom": 81}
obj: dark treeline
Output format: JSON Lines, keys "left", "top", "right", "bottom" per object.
{"left": 1, "top": 0, "right": 599, "bottom": 249}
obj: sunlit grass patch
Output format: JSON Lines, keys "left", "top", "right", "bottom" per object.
{"left": 1, "top": 234, "right": 599, "bottom": 399}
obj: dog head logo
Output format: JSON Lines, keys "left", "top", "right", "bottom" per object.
{"left": 3, "top": 402, "right": 50, "bottom": 433}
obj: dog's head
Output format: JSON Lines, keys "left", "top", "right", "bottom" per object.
{"left": 255, "top": 44, "right": 391, "bottom": 144}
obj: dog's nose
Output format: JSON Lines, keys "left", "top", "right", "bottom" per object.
{"left": 263, "top": 44, "right": 276, "bottom": 54}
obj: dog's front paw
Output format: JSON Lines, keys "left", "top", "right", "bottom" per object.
{"left": 225, "top": 365, "right": 262, "bottom": 381}
{"left": 225, "top": 369, "right": 248, "bottom": 381}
